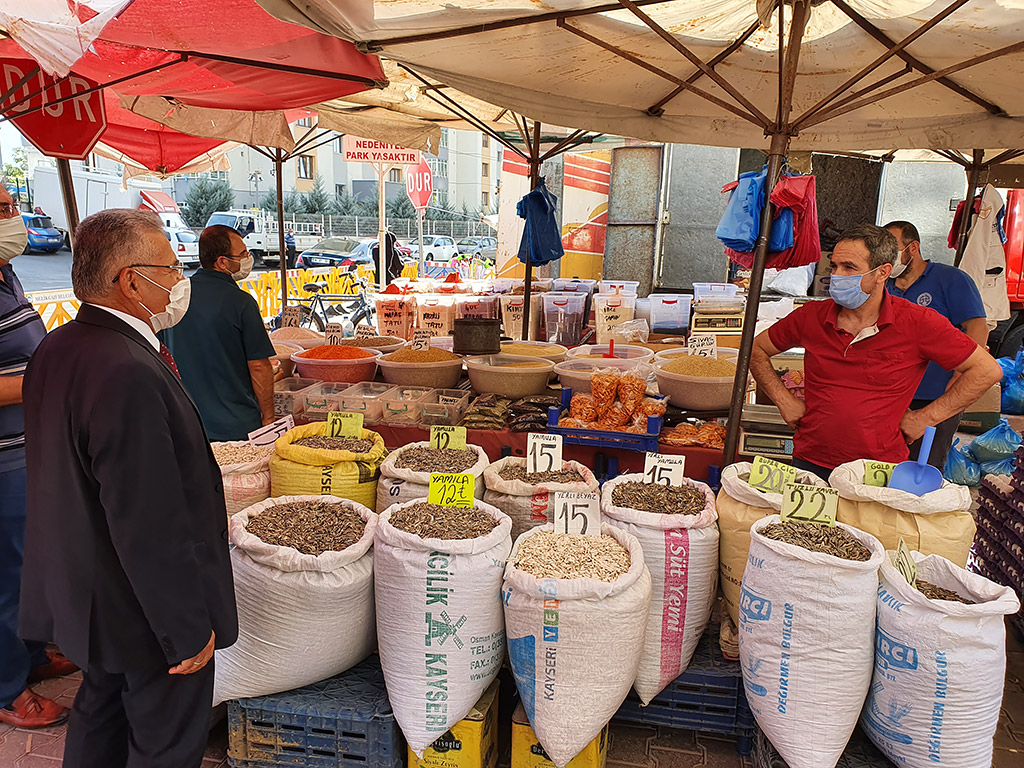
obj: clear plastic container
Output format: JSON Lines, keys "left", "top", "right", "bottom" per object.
{"left": 500, "top": 294, "right": 543, "bottom": 341}
{"left": 457, "top": 294, "right": 499, "bottom": 319}
{"left": 301, "top": 382, "right": 352, "bottom": 421}
{"left": 649, "top": 294, "right": 693, "bottom": 332}
{"left": 375, "top": 294, "right": 414, "bottom": 340}
{"left": 692, "top": 282, "right": 739, "bottom": 301}
{"left": 567, "top": 343, "right": 654, "bottom": 363}
{"left": 380, "top": 386, "right": 434, "bottom": 425}
{"left": 420, "top": 389, "right": 472, "bottom": 426}
{"left": 273, "top": 377, "right": 319, "bottom": 418}
{"left": 510, "top": 278, "right": 553, "bottom": 295}
{"left": 337, "top": 382, "right": 397, "bottom": 425}
{"left": 598, "top": 280, "right": 640, "bottom": 295}
{"left": 554, "top": 359, "right": 654, "bottom": 395}
{"left": 464, "top": 355, "right": 555, "bottom": 398}
{"left": 543, "top": 293, "right": 587, "bottom": 345}
{"left": 552, "top": 278, "right": 598, "bottom": 321}
{"left": 416, "top": 295, "right": 457, "bottom": 335}
{"left": 593, "top": 293, "right": 637, "bottom": 344}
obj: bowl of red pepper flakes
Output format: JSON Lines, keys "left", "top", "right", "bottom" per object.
{"left": 291, "top": 345, "right": 382, "bottom": 383}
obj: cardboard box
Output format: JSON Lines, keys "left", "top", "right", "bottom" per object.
{"left": 409, "top": 680, "right": 499, "bottom": 768}
{"left": 960, "top": 382, "right": 1002, "bottom": 434}
{"left": 511, "top": 703, "right": 609, "bottom": 768}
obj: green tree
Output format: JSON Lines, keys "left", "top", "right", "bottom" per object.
{"left": 331, "top": 191, "right": 362, "bottom": 216}
{"left": 259, "top": 189, "right": 277, "bottom": 211}
{"left": 426, "top": 191, "right": 457, "bottom": 221}
{"left": 302, "top": 175, "right": 332, "bottom": 215}
{"left": 183, "top": 178, "right": 234, "bottom": 228}
{"left": 387, "top": 194, "right": 416, "bottom": 220}
{"left": 283, "top": 190, "right": 302, "bottom": 214}
{"left": 2, "top": 147, "right": 30, "bottom": 207}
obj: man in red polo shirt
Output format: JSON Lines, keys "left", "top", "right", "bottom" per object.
{"left": 749, "top": 224, "right": 1002, "bottom": 481}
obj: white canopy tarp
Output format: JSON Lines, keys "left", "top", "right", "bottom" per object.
{"left": 257, "top": 0, "right": 1024, "bottom": 151}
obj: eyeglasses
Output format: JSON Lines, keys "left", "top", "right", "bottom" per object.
{"left": 226, "top": 250, "right": 250, "bottom": 260}
{"left": 112, "top": 263, "right": 186, "bottom": 284}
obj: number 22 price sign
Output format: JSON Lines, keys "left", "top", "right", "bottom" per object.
{"left": 780, "top": 483, "right": 838, "bottom": 526}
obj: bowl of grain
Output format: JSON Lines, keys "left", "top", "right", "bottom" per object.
{"left": 270, "top": 326, "right": 326, "bottom": 349}
{"left": 330, "top": 336, "right": 407, "bottom": 355}
{"left": 654, "top": 347, "right": 738, "bottom": 364}
{"left": 500, "top": 340, "right": 569, "bottom": 364}
{"left": 567, "top": 344, "right": 654, "bottom": 363}
{"left": 653, "top": 353, "right": 742, "bottom": 410}
{"left": 291, "top": 346, "right": 381, "bottom": 384}
{"left": 377, "top": 346, "right": 465, "bottom": 388}
{"left": 272, "top": 341, "right": 302, "bottom": 377}
{"left": 465, "top": 354, "right": 555, "bottom": 398}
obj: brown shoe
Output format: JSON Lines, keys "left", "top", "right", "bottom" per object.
{"left": 27, "top": 650, "right": 79, "bottom": 683}
{"left": 0, "top": 690, "right": 68, "bottom": 729}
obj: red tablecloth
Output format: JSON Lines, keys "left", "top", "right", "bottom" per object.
{"left": 371, "top": 424, "right": 724, "bottom": 482}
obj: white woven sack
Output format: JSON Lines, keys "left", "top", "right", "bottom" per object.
{"left": 375, "top": 498, "right": 512, "bottom": 756}
{"left": 376, "top": 442, "right": 489, "bottom": 511}
{"left": 214, "top": 495, "right": 377, "bottom": 705}
{"left": 863, "top": 552, "right": 1020, "bottom": 768}
{"left": 214, "top": 440, "right": 272, "bottom": 518}
{"left": 601, "top": 473, "right": 719, "bottom": 704}
{"left": 503, "top": 524, "right": 652, "bottom": 768}
{"left": 483, "top": 456, "right": 599, "bottom": 540}
{"left": 739, "top": 515, "right": 885, "bottom": 768}
{"left": 829, "top": 460, "right": 971, "bottom": 513}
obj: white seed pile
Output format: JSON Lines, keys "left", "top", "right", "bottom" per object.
{"left": 212, "top": 443, "right": 275, "bottom": 466}
{"left": 514, "top": 531, "right": 630, "bottom": 582}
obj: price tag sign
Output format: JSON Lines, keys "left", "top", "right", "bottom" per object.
{"left": 893, "top": 537, "right": 918, "bottom": 587}
{"left": 430, "top": 425, "right": 467, "bottom": 450}
{"left": 780, "top": 483, "right": 838, "bottom": 526}
{"left": 748, "top": 455, "right": 797, "bottom": 495}
{"left": 864, "top": 461, "right": 896, "bottom": 488}
{"left": 687, "top": 333, "right": 718, "bottom": 359}
{"left": 327, "top": 411, "right": 363, "bottom": 437}
{"left": 248, "top": 414, "right": 294, "bottom": 446}
{"left": 527, "top": 433, "right": 563, "bottom": 475}
{"left": 553, "top": 492, "right": 601, "bottom": 536}
{"left": 411, "top": 329, "right": 433, "bottom": 351}
{"left": 428, "top": 472, "right": 476, "bottom": 507}
{"left": 325, "top": 322, "right": 345, "bottom": 345}
{"left": 355, "top": 324, "right": 379, "bottom": 339}
{"left": 281, "top": 305, "right": 302, "bottom": 328}
{"left": 644, "top": 453, "right": 685, "bottom": 486}
{"left": 438, "top": 394, "right": 463, "bottom": 407}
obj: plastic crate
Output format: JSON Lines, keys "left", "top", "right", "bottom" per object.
{"left": 752, "top": 727, "right": 896, "bottom": 767}
{"left": 227, "top": 656, "right": 403, "bottom": 768}
{"left": 613, "top": 625, "right": 755, "bottom": 756}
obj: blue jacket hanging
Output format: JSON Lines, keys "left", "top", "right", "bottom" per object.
{"left": 716, "top": 166, "right": 795, "bottom": 253}
{"left": 518, "top": 178, "right": 564, "bottom": 267}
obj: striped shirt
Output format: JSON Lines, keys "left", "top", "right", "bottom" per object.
{"left": 0, "top": 263, "right": 46, "bottom": 472}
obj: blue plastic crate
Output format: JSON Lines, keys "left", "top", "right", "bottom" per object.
{"left": 546, "top": 388, "right": 665, "bottom": 454}
{"left": 613, "top": 625, "right": 755, "bottom": 755}
{"left": 227, "top": 656, "right": 403, "bottom": 768}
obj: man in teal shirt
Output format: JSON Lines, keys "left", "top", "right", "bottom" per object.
{"left": 162, "top": 225, "right": 276, "bottom": 441}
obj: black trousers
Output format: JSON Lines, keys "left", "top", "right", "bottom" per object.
{"left": 908, "top": 399, "right": 962, "bottom": 471}
{"left": 62, "top": 659, "right": 214, "bottom": 768}
{"left": 792, "top": 457, "right": 834, "bottom": 483}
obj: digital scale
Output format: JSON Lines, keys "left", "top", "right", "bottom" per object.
{"left": 738, "top": 403, "right": 795, "bottom": 461}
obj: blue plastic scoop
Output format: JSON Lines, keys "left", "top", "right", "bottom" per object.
{"left": 888, "top": 425, "right": 943, "bottom": 496}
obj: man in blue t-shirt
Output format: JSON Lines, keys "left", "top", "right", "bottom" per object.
{"left": 885, "top": 220, "right": 988, "bottom": 468}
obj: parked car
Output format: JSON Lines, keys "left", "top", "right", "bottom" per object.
{"left": 165, "top": 228, "right": 200, "bottom": 267}
{"left": 406, "top": 235, "right": 459, "bottom": 261}
{"left": 295, "top": 237, "right": 377, "bottom": 271}
{"left": 457, "top": 236, "right": 497, "bottom": 258}
{"left": 21, "top": 213, "right": 64, "bottom": 253}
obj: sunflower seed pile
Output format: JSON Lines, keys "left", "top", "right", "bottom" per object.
{"left": 759, "top": 521, "right": 872, "bottom": 561}
{"left": 389, "top": 503, "right": 498, "bottom": 540}
{"left": 514, "top": 531, "right": 630, "bottom": 582}
{"left": 394, "top": 446, "right": 478, "bottom": 473}
{"left": 294, "top": 436, "right": 374, "bottom": 452}
{"left": 499, "top": 463, "right": 585, "bottom": 484}
{"left": 611, "top": 481, "right": 707, "bottom": 515}
{"left": 211, "top": 442, "right": 275, "bottom": 466}
{"left": 245, "top": 500, "right": 365, "bottom": 556}
{"left": 916, "top": 579, "right": 975, "bottom": 604}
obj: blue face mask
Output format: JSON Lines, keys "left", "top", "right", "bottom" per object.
{"left": 829, "top": 265, "right": 883, "bottom": 309}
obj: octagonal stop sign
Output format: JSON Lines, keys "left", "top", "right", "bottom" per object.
{"left": 405, "top": 158, "right": 433, "bottom": 211}
{"left": 1, "top": 59, "right": 106, "bottom": 160}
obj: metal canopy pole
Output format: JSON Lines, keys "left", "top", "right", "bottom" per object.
{"left": 722, "top": 0, "right": 810, "bottom": 465}
{"left": 275, "top": 151, "right": 288, "bottom": 308}
{"left": 55, "top": 158, "right": 80, "bottom": 239}
{"left": 522, "top": 121, "right": 541, "bottom": 341}
{"left": 953, "top": 148, "right": 985, "bottom": 267}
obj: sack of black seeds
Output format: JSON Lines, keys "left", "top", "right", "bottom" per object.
{"left": 863, "top": 551, "right": 1020, "bottom": 768}
{"left": 214, "top": 495, "right": 377, "bottom": 705}
{"left": 483, "top": 456, "right": 598, "bottom": 539}
{"left": 377, "top": 441, "right": 489, "bottom": 511}
{"left": 601, "top": 473, "right": 719, "bottom": 704}
{"left": 374, "top": 498, "right": 512, "bottom": 756}
{"left": 739, "top": 515, "right": 884, "bottom": 768}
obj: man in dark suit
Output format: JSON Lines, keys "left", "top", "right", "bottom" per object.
{"left": 20, "top": 209, "right": 238, "bottom": 768}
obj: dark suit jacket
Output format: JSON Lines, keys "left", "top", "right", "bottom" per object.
{"left": 20, "top": 304, "right": 237, "bottom": 672}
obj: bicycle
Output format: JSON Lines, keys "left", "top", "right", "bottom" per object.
{"left": 269, "top": 275, "right": 377, "bottom": 333}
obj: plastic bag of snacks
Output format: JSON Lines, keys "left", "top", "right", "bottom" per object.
{"left": 829, "top": 459, "right": 975, "bottom": 567}
{"left": 569, "top": 393, "right": 598, "bottom": 421}
{"left": 598, "top": 401, "right": 631, "bottom": 429}
{"left": 617, "top": 366, "right": 647, "bottom": 415}
{"left": 503, "top": 524, "right": 652, "bottom": 768}
{"left": 375, "top": 498, "right": 512, "bottom": 755}
{"left": 740, "top": 516, "right": 885, "bottom": 768}
{"left": 601, "top": 474, "right": 719, "bottom": 704}
{"left": 270, "top": 423, "right": 387, "bottom": 510}
{"left": 482, "top": 457, "right": 599, "bottom": 540}
{"left": 862, "top": 552, "right": 1020, "bottom": 768}
{"left": 214, "top": 495, "right": 376, "bottom": 704}
{"left": 716, "top": 462, "right": 829, "bottom": 627}
{"left": 590, "top": 367, "right": 621, "bottom": 414}
{"left": 376, "top": 441, "right": 489, "bottom": 510}
{"left": 211, "top": 441, "right": 273, "bottom": 518}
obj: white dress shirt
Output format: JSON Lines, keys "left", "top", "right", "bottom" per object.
{"left": 87, "top": 304, "right": 161, "bottom": 351}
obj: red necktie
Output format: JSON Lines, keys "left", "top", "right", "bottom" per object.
{"left": 159, "top": 343, "right": 180, "bottom": 378}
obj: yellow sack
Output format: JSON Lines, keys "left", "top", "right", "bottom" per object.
{"left": 830, "top": 459, "right": 975, "bottom": 567}
{"left": 717, "top": 462, "right": 828, "bottom": 627}
{"left": 270, "top": 423, "right": 387, "bottom": 511}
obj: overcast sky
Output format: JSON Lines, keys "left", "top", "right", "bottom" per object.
{"left": 0, "top": 123, "right": 26, "bottom": 168}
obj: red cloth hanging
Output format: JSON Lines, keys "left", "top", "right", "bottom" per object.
{"left": 947, "top": 197, "right": 983, "bottom": 250}
{"left": 726, "top": 174, "right": 820, "bottom": 270}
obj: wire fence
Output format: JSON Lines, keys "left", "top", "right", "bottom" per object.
{"left": 274, "top": 214, "right": 497, "bottom": 240}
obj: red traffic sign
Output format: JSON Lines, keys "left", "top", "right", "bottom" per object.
{"left": 1, "top": 59, "right": 106, "bottom": 160}
{"left": 405, "top": 158, "right": 433, "bottom": 211}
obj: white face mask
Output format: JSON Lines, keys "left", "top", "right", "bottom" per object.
{"left": 890, "top": 246, "right": 911, "bottom": 279}
{"left": 230, "top": 254, "right": 254, "bottom": 281}
{"left": 0, "top": 215, "right": 28, "bottom": 263}
{"left": 137, "top": 272, "right": 191, "bottom": 331}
